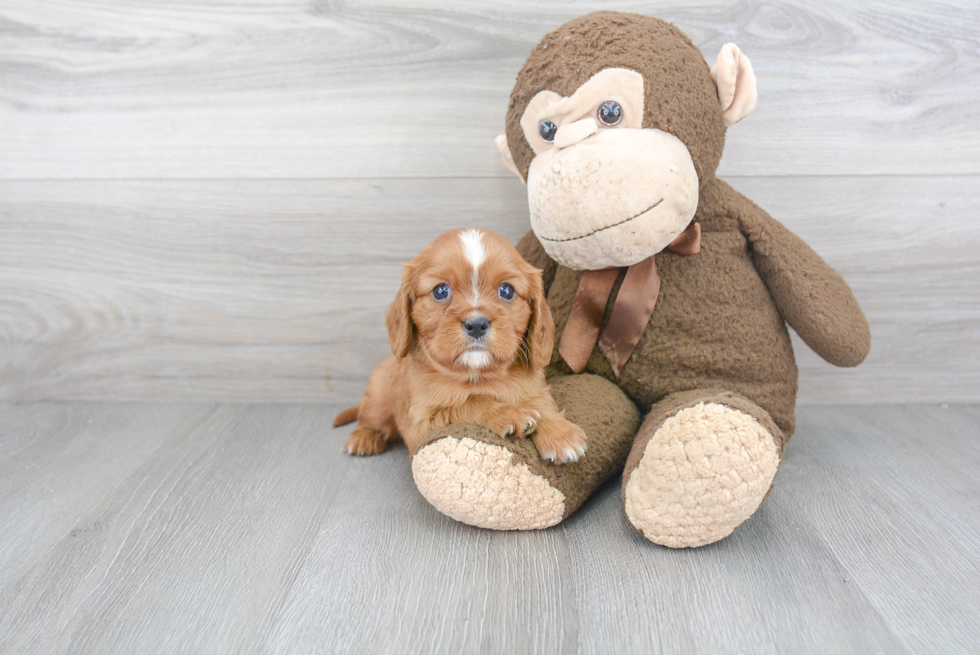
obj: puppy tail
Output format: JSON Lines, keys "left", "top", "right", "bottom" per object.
{"left": 333, "top": 405, "right": 359, "bottom": 428}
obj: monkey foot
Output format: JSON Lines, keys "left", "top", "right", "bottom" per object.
{"left": 412, "top": 433, "right": 565, "bottom": 530}
{"left": 623, "top": 400, "right": 780, "bottom": 548}
{"left": 412, "top": 374, "right": 640, "bottom": 531}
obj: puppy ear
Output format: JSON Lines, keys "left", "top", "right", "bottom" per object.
{"left": 524, "top": 266, "right": 556, "bottom": 370}
{"left": 385, "top": 264, "right": 416, "bottom": 358}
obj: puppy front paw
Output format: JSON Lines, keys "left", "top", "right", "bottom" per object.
{"left": 483, "top": 406, "right": 541, "bottom": 440}
{"left": 532, "top": 418, "right": 588, "bottom": 464}
{"left": 344, "top": 427, "right": 387, "bottom": 456}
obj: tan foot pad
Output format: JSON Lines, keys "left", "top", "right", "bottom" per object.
{"left": 624, "top": 402, "right": 780, "bottom": 548}
{"left": 412, "top": 436, "right": 565, "bottom": 530}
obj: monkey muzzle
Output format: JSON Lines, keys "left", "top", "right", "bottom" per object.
{"left": 527, "top": 127, "right": 699, "bottom": 271}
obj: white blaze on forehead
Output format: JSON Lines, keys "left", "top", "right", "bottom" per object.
{"left": 459, "top": 229, "right": 486, "bottom": 300}
{"left": 459, "top": 229, "right": 486, "bottom": 271}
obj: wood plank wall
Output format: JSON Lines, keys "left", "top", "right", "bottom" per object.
{"left": 1, "top": 1, "right": 977, "bottom": 404}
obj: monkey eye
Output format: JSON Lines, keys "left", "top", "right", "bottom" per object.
{"left": 432, "top": 283, "right": 451, "bottom": 301}
{"left": 597, "top": 101, "right": 623, "bottom": 126}
{"left": 497, "top": 283, "right": 515, "bottom": 301}
{"left": 538, "top": 120, "right": 557, "bottom": 142}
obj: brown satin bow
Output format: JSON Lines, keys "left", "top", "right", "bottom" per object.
{"left": 557, "top": 222, "right": 701, "bottom": 377}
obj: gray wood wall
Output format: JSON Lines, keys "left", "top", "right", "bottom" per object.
{"left": 1, "top": 0, "right": 977, "bottom": 404}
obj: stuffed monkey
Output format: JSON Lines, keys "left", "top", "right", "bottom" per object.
{"left": 412, "top": 11, "right": 870, "bottom": 547}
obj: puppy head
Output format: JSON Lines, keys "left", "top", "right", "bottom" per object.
{"left": 386, "top": 229, "right": 554, "bottom": 375}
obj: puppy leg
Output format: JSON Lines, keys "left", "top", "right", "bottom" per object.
{"left": 532, "top": 416, "right": 588, "bottom": 464}
{"left": 525, "top": 395, "right": 588, "bottom": 464}
{"left": 344, "top": 426, "right": 388, "bottom": 456}
{"left": 480, "top": 402, "right": 542, "bottom": 440}
{"left": 343, "top": 357, "right": 399, "bottom": 456}
{"left": 403, "top": 400, "right": 538, "bottom": 456}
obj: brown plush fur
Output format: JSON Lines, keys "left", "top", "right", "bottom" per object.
{"left": 506, "top": 12, "right": 870, "bottom": 445}
{"left": 524, "top": 175, "right": 872, "bottom": 445}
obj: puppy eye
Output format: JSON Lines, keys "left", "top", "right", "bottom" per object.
{"left": 597, "top": 101, "right": 623, "bottom": 126}
{"left": 497, "top": 283, "right": 515, "bottom": 301}
{"left": 539, "top": 120, "right": 557, "bottom": 142}
{"left": 432, "top": 283, "right": 451, "bottom": 301}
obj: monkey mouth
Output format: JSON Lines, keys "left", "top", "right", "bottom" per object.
{"left": 537, "top": 199, "right": 664, "bottom": 243}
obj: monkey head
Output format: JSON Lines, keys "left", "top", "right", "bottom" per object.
{"left": 496, "top": 12, "right": 757, "bottom": 270}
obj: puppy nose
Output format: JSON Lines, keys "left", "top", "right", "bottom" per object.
{"left": 463, "top": 316, "right": 490, "bottom": 339}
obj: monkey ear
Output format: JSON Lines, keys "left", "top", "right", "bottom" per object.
{"left": 385, "top": 264, "right": 416, "bottom": 358}
{"left": 524, "top": 267, "right": 556, "bottom": 370}
{"left": 710, "top": 43, "right": 758, "bottom": 127}
{"left": 495, "top": 134, "right": 523, "bottom": 180}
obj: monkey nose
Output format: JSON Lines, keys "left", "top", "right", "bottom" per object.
{"left": 554, "top": 117, "right": 598, "bottom": 149}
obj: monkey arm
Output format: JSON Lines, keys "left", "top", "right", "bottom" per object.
{"left": 516, "top": 230, "right": 558, "bottom": 295}
{"left": 737, "top": 201, "right": 871, "bottom": 367}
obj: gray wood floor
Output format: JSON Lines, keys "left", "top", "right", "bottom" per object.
{"left": 2, "top": 2, "right": 979, "bottom": 652}
{"left": 1, "top": 402, "right": 977, "bottom": 654}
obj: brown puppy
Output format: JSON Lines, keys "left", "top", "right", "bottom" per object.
{"left": 334, "top": 228, "right": 587, "bottom": 463}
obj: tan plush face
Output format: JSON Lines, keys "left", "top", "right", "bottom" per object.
{"left": 517, "top": 68, "right": 699, "bottom": 270}
{"left": 497, "top": 19, "right": 759, "bottom": 272}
